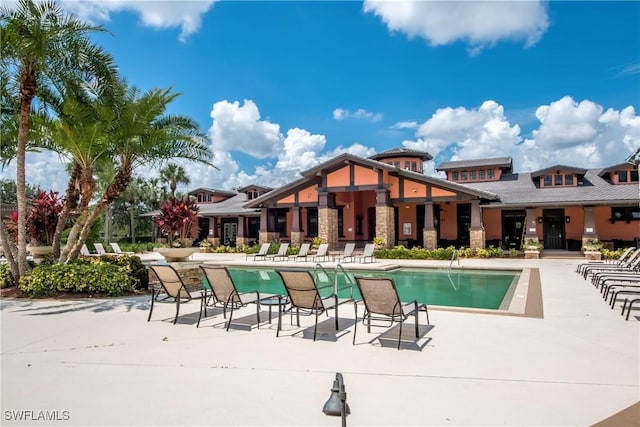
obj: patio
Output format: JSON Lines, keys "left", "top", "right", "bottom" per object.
{"left": 1, "top": 254, "right": 638, "bottom": 426}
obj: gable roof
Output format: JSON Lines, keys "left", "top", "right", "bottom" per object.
{"left": 187, "top": 187, "right": 237, "bottom": 197}
{"left": 598, "top": 162, "right": 638, "bottom": 177}
{"left": 530, "top": 165, "right": 587, "bottom": 179}
{"left": 436, "top": 157, "right": 512, "bottom": 171}
{"left": 368, "top": 147, "right": 433, "bottom": 161}
{"left": 237, "top": 184, "right": 273, "bottom": 193}
{"left": 244, "top": 153, "right": 499, "bottom": 208}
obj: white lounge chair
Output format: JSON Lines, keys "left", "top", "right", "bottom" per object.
{"left": 290, "top": 243, "right": 311, "bottom": 262}
{"left": 334, "top": 243, "right": 356, "bottom": 263}
{"left": 267, "top": 243, "right": 289, "bottom": 261}
{"left": 246, "top": 243, "right": 271, "bottom": 261}
{"left": 110, "top": 242, "right": 134, "bottom": 255}
{"left": 312, "top": 243, "right": 330, "bottom": 262}
{"left": 357, "top": 244, "right": 376, "bottom": 263}
{"left": 94, "top": 243, "right": 108, "bottom": 255}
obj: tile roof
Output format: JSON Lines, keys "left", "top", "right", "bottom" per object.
{"left": 368, "top": 147, "right": 433, "bottom": 161}
{"left": 466, "top": 169, "right": 639, "bottom": 207}
{"left": 530, "top": 164, "right": 587, "bottom": 178}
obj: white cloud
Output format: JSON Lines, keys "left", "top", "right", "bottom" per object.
{"left": 401, "top": 97, "right": 639, "bottom": 173}
{"left": 363, "top": 0, "right": 549, "bottom": 55}
{"left": 333, "top": 108, "right": 383, "bottom": 122}
{"left": 524, "top": 97, "right": 640, "bottom": 168}
{"left": 208, "top": 100, "right": 284, "bottom": 159}
{"left": 391, "top": 121, "right": 420, "bottom": 129}
{"left": 59, "top": 0, "right": 217, "bottom": 42}
{"left": 0, "top": 151, "right": 70, "bottom": 195}
{"left": 404, "top": 100, "right": 522, "bottom": 161}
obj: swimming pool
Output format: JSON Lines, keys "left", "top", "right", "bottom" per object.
{"left": 221, "top": 267, "right": 521, "bottom": 310}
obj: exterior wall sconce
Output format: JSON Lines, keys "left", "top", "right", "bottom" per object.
{"left": 565, "top": 216, "right": 571, "bottom": 223}
{"left": 434, "top": 218, "right": 439, "bottom": 226}
{"left": 537, "top": 217, "right": 543, "bottom": 223}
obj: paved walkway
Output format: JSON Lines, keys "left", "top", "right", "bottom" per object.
{"left": 1, "top": 255, "right": 638, "bottom": 426}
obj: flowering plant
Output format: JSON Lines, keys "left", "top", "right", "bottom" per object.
{"left": 4, "top": 190, "right": 63, "bottom": 246}
{"left": 154, "top": 196, "right": 199, "bottom": 247}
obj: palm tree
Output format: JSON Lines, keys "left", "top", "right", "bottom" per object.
{"left": 120, "top": 177, "right": 147, "bottom": 243}
{"left": 160, "top": 163, "right": 191, "bottom": 197}
{"left": 1, "top": 0, "right": 116, "bottom": 278}
{"left": 63, "top": 82, "right": 213, "bottom": 261}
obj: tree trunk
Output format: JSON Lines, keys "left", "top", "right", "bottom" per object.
{"left": 60, "top": 167, "right": 96, "bottom": 262}
{"left": 129, "top": 203, "right": 136, "bottom": 243}
{"left": 0, "top": 224, "right": 19, "bottom": 283}
{"left": 53, "top": 164, "right": 82, "bottom": 259}
{"left": 15, "top": 67, "right": 37, "bottom": 279}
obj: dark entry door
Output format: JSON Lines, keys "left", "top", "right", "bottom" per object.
{"left": 543, "top": 209, "right": 565, "bottom": 249}
{"left": 457, "top": 203, "right": 471, "bottom": 247}
{"left": 221, "top": 218, "right": 237, "bottom": 247}
{"left": 416, "top": 204, "right": 425, "bottom": 247}
{"left": 502, "top": 210, "right": 526, "bottom": 249}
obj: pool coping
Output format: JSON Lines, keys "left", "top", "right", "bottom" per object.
{"left": 202, "top": 259, "right": 544, "bottom": 319}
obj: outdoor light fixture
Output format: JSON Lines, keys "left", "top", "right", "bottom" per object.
{"left": 537, "top": 217, "right": 543, "bottom": 223}
{"left": 565, "top": 216, "right": 571, "bottom": 223}
{"left": 323, "top": 372, "right": 350, "bottom": 427}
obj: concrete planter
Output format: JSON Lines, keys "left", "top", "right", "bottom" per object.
{"left": 28, "top": 245, "right": 53, "bottom": 257}
{"left": 156, "top": 247, "right": 198, "bottom": 262}
{"left": 584, "top": 250, "right": 602, "bottom": 261}
{"left": 524, "top": 249, "right": 540, "bottom": 259}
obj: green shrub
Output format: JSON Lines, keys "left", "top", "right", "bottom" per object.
{"left": 116, "top": 242, "right": 160, "bottom": 253}
{"left": 601, "top": 248, "right": 624, "bottom": 260}
{"left": 0, "top": 263, "right": 14, "bottom": 288}
{"left": 19, "top": 261, "right": 134, "bottom": 297}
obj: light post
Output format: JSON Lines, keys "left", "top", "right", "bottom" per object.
{"left": 322, "top": 372, "right": 350, "bottom": 427}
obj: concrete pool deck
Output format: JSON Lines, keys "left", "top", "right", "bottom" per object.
{"left": 1, "top": 254, "right": 638, "bottom": 426}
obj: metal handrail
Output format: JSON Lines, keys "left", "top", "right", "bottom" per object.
{"left": 335, "top": 263, "right": 355, "bottom": 299}
{"left": 447, "top": 249, "right": 460, "bottom": 291}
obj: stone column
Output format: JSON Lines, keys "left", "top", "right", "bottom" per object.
{"left": 208, "top": 217, "right": 220, "bottom": 247}
{"left": 318, "top": 192, "right": 338, "bottom": 250}
{"left": 469, "top": 200, "right": 485, "bottom": 250}
{"left": 422, "top": 202, "right": 437, "bottom": 249}
{"left": 581, "top": 206, "right": 598, "bottom": 245}
{"left": 290, "top": 207, "right": 304, "bottom": 247}
{"left": 375, "top": 188, "right": 394, "bottom": 247}
{"left": 236, "top": 216, "right": 249, "bottom": 247}
{"left": 523, "top": 208, "right": 539, "bottom": 243}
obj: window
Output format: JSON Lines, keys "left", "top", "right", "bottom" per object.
{"left": 451, "top": 171, "right": 459, "bottom": 181}
{"left": 611, "top": 206, "right": 640, "bottom": 222}
{"left": 337, "top": 208, "right": 344, "bottom": 237}
{"left": 487, "top": 169, "right": 495, "bottom": 179}
{"left": 404, "top": 161, "right": 410, "bottom": 170}
{"left": 564, "top": 174, "right": 574, "bottom": 185}
{"left": 411, "top": 161, "right": 417, "bottom": 172}
{"left": 543, "top": 175, "right": 552, "bottom": 186}
{"left": 617, "top": 171, "right": 628, "bottom": 183}
{"left": 275, "top": 210, "right": 288, "bottom": 236}
{"left": 461, "top": 171, "right": 467, "bottom": 181}
{"left": 470, "top": 170, "right": 476, "bottom": 180}
{"left": 306, "top": 208, "right": 318, "bottom": 237}
{"left": 478, "top": 170, "right": 485, "bottom": 180}
{"left": 554, "top": 174, "right": 563, "bottom": 186}
{"left": 394, "top": 161, "right": 400, "bottom": 168}
{"left": 631, "top": 170, "right": 639, "bottom": 182}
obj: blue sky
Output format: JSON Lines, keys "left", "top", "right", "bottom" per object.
{"left": 3, "top": 1, "right": 640, "bottom": 194}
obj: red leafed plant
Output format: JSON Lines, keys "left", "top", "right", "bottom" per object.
{"left": 154, "top": 196, "right": 200, "bottom": 247}
{"left": 4, "top": 190, "right": 63, "bottom": 246}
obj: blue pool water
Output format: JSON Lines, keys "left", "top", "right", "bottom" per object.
{"left": 221, "top": 267, "right": 520, "bottom": 310}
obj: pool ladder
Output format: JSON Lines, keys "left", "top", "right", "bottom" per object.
{"left": 448, "top": 249, "right": 461, "bottom": 291}
{"left": 314, "top": 263, "right": 355, "bottom": 299}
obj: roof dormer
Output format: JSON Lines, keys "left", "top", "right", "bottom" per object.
{"left": 436, "top": 157, "right": 512, "bottom": 183}
{"left": 368, "top": 147, "right": 432, "bottom": 174}
{"left": 530, "top": 165, "right": 586, "bottom": 188}
{"left": 187, "top": 187, "right": 237, "bottom": 203}
{"left": 237, "top": 184, "right": 273, "bottom": 201}
{"left": 597, "top": 162, "right": 639, "bottom": 185}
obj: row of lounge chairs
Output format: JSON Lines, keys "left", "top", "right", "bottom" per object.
{"left": 246, "top": 242, "right": 376, "bottom": 263}
{"left": 147, "top": 264, "right": 430, "bottom": 350}
{"left": 80, "top": 242, "right": 133, "bottom": 256}
{"left": 575, "top": 247, "right": 640, "bottom": 320}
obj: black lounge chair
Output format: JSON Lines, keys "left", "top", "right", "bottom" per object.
{"left": 199, "top": 265, "right": 261, "bottom": 330}
{"left": 147, "top": 264, "right": 208, "bottom": 324}
{"left": 621, "top": 298, "right": 640, "bottom": 320}
{"left": 353, "top": 276, "right": 430, "bottom": 350}
{"left": 275, "top": 269, "right": 353, "bottom": 340}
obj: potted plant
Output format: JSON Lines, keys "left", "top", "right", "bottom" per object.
{"left": 372, "top": 237, "right": 385, "bottom": 250}
{"left": 6, "top": 190, "right": 63, "bottom": 259}
{"left": 522, "top": 239, "right": 543, "bottom": 259}
{"left": 154, "top": 196, "right": 200, "bottom": 262}
{"left": 199, "top": 239, "right": 213, "bottom": 253}
{"left": 582, "top": 238, "right": 603, "bottom": 260}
